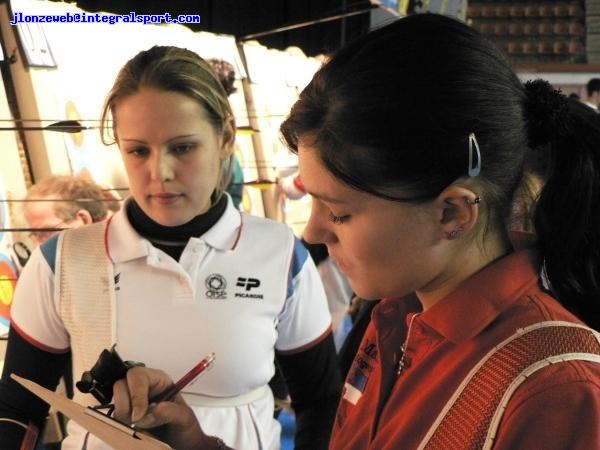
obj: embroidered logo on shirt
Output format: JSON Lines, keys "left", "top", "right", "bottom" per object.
{"left": 234, "top": 277, "right": 264, "bottom": 299}
{"left": 236, "top": 277, "right": 260, "bottom": 290}
{"left": 205, "top": 273, "right": 227, "bottom": 299}
{"left": 342, "top": 339, "right": 376, "bottom": 405}
{"left": 343, "top": 368, "right": 368, "bottom": 405}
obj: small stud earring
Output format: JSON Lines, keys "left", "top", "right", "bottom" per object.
{"left": 468, "top": 196, "right": 481, "bottom": 205}
{"left": 446, "top": 226, "right": 464, "bottom": 240}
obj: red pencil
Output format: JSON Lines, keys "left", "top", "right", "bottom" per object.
{"left": 151, "top": 352, "right": 216, "bottom": 403}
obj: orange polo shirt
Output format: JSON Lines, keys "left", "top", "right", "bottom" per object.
{"left": 329, "top": 250, "right": 600, "bottom": 449}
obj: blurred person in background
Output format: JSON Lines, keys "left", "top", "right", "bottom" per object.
{"left": 583, "top": 77, "right": 600, "bottom": 111}
{"left": 24, "top": 174, "right": 108, "bottom": 245}
{"left": 207, "top": 58, "right": 245, "bottom": 210}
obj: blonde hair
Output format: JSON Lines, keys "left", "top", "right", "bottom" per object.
{"left": 100, "top": 46, "right": 236, "bottom": 200}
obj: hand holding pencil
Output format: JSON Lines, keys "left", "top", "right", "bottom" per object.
{"left": 111, "top": 353, "right": 221, "bottom": 449}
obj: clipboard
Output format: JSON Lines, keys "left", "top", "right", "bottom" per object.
{"left": 11, "top": 374, "right": 172, "bottom": 450}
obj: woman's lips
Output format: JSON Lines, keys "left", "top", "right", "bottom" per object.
{"left": 150, "top": 192, "right": 183, "bottom": 204}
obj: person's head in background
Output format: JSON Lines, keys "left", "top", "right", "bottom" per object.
{"left": 206, "top": 57, "right": 244, "bottom": 210}
{"left": 281, "top": 14, "right": 600, "bottom": 325}
{"left": 584, "top": 77, "right": 600, "bottom": 111}
{"left": 207, "top": 58, "right": 237, "bottom": 97}
{"left": 100, "top": 46, "right": 236, "bottom": 226}
{"left": 100, "top": 187, "right": 123, "bottom": 216}
{"left": 24, "top": 174, "right": 108, "bottom": 244}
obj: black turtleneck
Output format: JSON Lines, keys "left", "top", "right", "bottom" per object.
{"left": 126, "top": 195, "right": 228, "bottom": 261}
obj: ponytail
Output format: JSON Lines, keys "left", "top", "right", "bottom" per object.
{"left": 524, "top": 80, "right": 600, "bottom": 330}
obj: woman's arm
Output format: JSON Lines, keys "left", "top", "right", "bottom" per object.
{"left": 0, "top": 327, "right": 69, "bottom": 448}
{"left": 494, "top": 360, "right": 600, "bottom": 450}
{"left": 277, "top": 331, "right": 342, "bottom": 450}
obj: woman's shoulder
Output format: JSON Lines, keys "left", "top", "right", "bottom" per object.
{"left": 241, "top": 212, "right": 295, "bottom": 235}
{"left": 507, "top": 356, "right": 600, "bottom": 413}
{"left": 496, "top": 356, "right": 600, "bottom": 449}
{"left": 39, "top": 234, "right": 60, "bottom": 272}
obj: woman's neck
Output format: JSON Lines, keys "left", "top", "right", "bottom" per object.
{"left": 126, "top": 196, "right": 228, "bottom": 259}
{"left": 416, "top": 229, "right": 513, "bottom": 310}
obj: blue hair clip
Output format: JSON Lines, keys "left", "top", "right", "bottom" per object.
{"left": 468, "top": 133, "right": 481, "bottom": 177}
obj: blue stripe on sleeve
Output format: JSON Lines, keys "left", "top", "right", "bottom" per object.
{"left": 40, "top": 234, "right": 59, "bottom": 274}
{"left": 287, "top": 238, "right": 309, "bottom": 298}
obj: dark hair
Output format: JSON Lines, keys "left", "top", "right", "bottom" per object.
{"left": 207, "top": 58, "right": 237, "bottom": 97}
{"left": 281, "top": 13, "right": 600, "bottom": 330}
{"left": 586, "top": 78, "right": 600, "bottom": 96}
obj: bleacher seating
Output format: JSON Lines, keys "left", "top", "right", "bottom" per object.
{"left": 467, "top": 1, "right": 587, "bottom": 64}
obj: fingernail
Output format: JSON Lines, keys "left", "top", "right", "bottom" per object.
{"left": 131, "top": 406, "right": 147, "bottom": 423}
{"left": 133, "top": 413, "right": 157, "bottom": 429}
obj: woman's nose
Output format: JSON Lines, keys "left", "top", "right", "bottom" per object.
{"left": 303, "top": 206, "right": 335, "bottom": 246}
{"left": 150, "top": 151, "right": 174, "bottom": 182}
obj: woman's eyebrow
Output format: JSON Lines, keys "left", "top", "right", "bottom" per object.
{"left": 120, "top": 134, "right": 198, "bottom": 144}
{"left": 306, "top": 190, "right": 347, "bottom": 204}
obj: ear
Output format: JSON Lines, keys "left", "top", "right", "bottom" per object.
{"left": 219, "top": 116, "right": 236, "bottom": 161}
{"left": 75, "top": 209, "right": 94, "bottom": 225}
{"left": 434, "top": 185, "right": 481, "bottom": 240}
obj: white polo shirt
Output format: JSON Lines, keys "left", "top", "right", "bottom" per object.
{"left": 11, "top": 197, "right": 332, "bottom": 450}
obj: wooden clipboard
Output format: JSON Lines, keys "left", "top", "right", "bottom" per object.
{"left": 11, "top": 374, "right": 173, "bottom": 450}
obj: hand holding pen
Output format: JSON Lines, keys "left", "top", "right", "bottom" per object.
{"left": 110, "top": 353, "right": 216, "bottom": 427}
{"left": 109, "top": 352, "right": 228, "bottom": 449}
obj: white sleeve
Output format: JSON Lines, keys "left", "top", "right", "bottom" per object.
{"left": 11, "top": 241, "right": 70, "bottom": 352}
{"left": 318, "top": 257, "right": 353, "bottom": 332}
{"left": 275, "top": 238, "right": 332, "bottom": 352}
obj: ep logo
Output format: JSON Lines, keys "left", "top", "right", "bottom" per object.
{"left": 236, "top": 277, "right": 261, "bottom": 291}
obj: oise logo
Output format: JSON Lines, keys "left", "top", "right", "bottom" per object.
{"left": 205, "top": 273, "right": 227, "bottom": 299}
